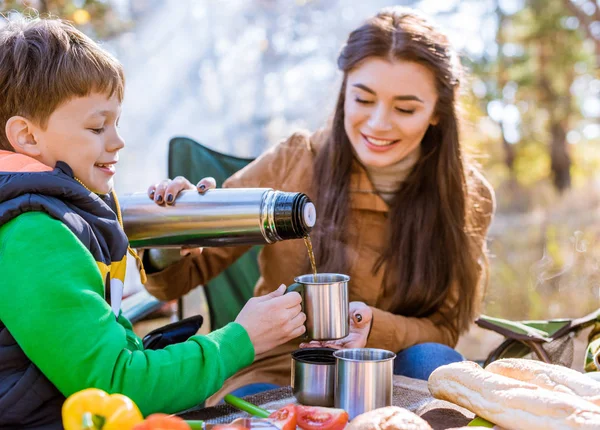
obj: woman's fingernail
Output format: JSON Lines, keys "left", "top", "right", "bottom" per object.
{"left": 355, "top": 313, "right": 363, "bottom": 323}
{"left": 155, "top": 194, "right": 163, "bottom": 203}
{"left": 198, "top": 184, "right": 206, "bottom": 191}
{"left": 149, "top": 190, "right": 155, "bottom": 197}
{"left": 166, "top": 194, "right": 174, "bottom": 203}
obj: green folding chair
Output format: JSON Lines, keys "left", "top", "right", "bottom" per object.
{"left": 167, "top": 136, "right": 260, "bottom": 330}
{"left": 476, "top": 309, "right": 600, "bottom": 368}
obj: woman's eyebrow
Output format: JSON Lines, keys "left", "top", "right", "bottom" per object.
{"left": 352, "top": 83, "right": 424, "bottom": 103}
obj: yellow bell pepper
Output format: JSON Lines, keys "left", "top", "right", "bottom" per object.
{"left": 62, "top": 388, "right": 144, "bottom": 430}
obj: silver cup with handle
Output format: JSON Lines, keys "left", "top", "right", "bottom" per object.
{"left": 286, "top": 273, "right": 349, "bottom": 341}
{"left": 333, "top": 348, "right": 396, "bottom": 419}
{"left": 291, "top": 348, "right": 336, "bottom": 406}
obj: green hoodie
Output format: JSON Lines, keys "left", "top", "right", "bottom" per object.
{"left": 0, "top": 151, "right": 255, "bottom": 420}
{"left": 0, "top": 211, "right": 254, "bottom": 416}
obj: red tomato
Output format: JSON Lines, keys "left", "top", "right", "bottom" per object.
{"left": 268, "top": 404, "right": 297, "bottom": 430}
{"left": 295, "top": 406, "right": 349, "bottom": 430}
{"left": 132, "top": 413, "right": 191, "bottom": 430}
{"left": 211, "top": 426, "right": 249, "bottom": 430}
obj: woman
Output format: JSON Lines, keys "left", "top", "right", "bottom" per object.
{"left": 146, "top": 6, "right": 495, "bottom": 404}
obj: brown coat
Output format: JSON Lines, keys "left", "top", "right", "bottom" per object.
{"left": 145, "top": 130, "right": 495, "bottom": 405}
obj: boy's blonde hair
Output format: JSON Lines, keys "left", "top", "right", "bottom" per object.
{"left": 0, "top": 17, "right": 125, "bottom": 151}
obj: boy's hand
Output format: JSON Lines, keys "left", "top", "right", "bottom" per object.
{"left": 147, "top": 176, "right": 217, "bottom": 257}
{"left": 235, "top": 285, "right": 306, "bottom": 356}
{"left": 147, "top": 176, "right": 217, "bottom": 205}
{"left": 299, "top": 301, "right": 372, "bottom": 350}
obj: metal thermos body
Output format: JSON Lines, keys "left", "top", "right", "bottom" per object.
{"left": 120, "top": 188, "right": 317, "bottom": 248}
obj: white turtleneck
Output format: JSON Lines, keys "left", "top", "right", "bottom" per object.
{"left": 362, "top": 146, "right": 421, "bottom": 205}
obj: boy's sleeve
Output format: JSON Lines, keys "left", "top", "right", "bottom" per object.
{"left": 0, "top": 212, "right": 254, "bottom": 416}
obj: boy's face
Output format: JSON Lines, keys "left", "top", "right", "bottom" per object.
{"left": 32, "top": 92, "right": 124, "bottom": 194}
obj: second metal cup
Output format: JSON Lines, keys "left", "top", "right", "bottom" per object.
{"left": 291, "top": 348, "right": 336, "bottom": 407}
{"left": 334, "top": 348, "right": 396, "bottom": 419}
{"left": 286, "top": 273, "right": 349, "bottom": 341}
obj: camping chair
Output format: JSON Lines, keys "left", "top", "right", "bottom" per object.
{"left": 476, "top": 309, "right": 600, "bottom": 368}
{"left": 167, "top": 136, "right": 260, "bottom": 330}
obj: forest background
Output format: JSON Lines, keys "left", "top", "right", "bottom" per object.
{"left": 2, "top": 0, "right": 599, "bottom": 361}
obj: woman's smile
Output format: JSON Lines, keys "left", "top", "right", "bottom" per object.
{"left": 361, "top": 133, "right": 401, "bottom": 152}
{"left": 344, "top": 58, "right": 439, "bottom": 168}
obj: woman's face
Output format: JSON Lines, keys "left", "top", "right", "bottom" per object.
{"left": 344, "top": 58, "right": 439, "bottom": 168}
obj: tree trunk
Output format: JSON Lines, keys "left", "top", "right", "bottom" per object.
{"left": 537, "top": 29, "right": 572, "bottom": 192}
{"left": 550, "top": 121, "right": 571, "bottom": 192}
{"left": 495, "top": 2, "right": 517, "bottom": 176}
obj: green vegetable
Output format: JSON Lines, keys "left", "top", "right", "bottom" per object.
{"left": 468, "top": 416, "right": 495, "bottom": 427}
{"left": 223, "top": 394, "right": 270, "bottom": 418}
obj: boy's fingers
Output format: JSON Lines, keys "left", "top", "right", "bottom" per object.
{"left": 196, "top": 177, "right": 217, "bottom": 194}
{"left": 255, "top": 284, "right": 286, "bottom": 302}
{"left": 287, "top": 310, "right": 306, "bottom": 327}
{"left": 287, "top": 324, "right": 306, "bottom": 340}
{"left": 273, "top": 290, "right": 302, "bottom": 308}
{"left": 286, "top": 304, "right": 303, "bottom": 319}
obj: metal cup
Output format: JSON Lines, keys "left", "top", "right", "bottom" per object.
{"left": 291, "top": 348, "right": 336, "bottom": 406}
{"left": 333, "top": 348, "right": 396, "bottom": 419}
{"left": 287, "top": 273, "right": 349, "bottom": 341}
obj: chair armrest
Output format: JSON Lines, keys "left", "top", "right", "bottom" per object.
{"left": 475, "top": 315, "right": 552, "bottom": 342}
{"left": 121, "top": 289, "right": 165, "bottom": 323}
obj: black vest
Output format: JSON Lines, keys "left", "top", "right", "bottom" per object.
{"left": 0, "top": 162, "right": 130, "bottom": 429}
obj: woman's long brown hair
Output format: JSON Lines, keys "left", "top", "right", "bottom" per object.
{"left": 311, "top": 8, "right": 489, "bottom": 334}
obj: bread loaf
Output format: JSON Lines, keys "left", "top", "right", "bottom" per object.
{"left": 428, "top": 361, "right": 600, "bottom": 430}
{"left": 486, "top": 358, "right": 600, "bottom": 405}
{"left": 346, "top": 406, "right": 432, "bottom": 430}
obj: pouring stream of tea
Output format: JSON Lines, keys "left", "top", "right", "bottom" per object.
{"left": 303, "top": 235, "right": 318, "bottom": 282}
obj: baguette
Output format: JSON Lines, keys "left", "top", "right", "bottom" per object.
{"left": 346, "top": 406, "right": 432, "bottom": 430}
{"left": 428, "top": 361, "right": 600, "bottom": 430}
{"left": 486, "top": 358, "right": 600, "bottom": 405}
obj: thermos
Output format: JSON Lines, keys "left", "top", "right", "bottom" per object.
{"left": 120, "top": 188, "right": 316, "bottom": 248}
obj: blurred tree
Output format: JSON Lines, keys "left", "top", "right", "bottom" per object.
{"left": 476, "top": 0, "right": 596, "bottom": 193}
{"left": 562, "top": 0, "right": 600, "bottom": 69}
{"left": 1, "top": 0, "right": 130, "bottom": 39}
{"left": 494, "top": 2, "right": 516, "bottom": 177}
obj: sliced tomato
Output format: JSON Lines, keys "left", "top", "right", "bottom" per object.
{"left": 268, "top": 404, "right": 297, "bottom": 430}
{"left": 132, "top": 413, "right": 191, "bottom": 430}
{"left": 211, "top": 425, "right": 249, "bottom": 430}
{"left": 295, "top": 405, "right": 349, "bottom": 430}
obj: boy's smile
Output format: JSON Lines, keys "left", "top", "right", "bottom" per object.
{"left": 29, "top": 92, "right": 124, "bottom": 194}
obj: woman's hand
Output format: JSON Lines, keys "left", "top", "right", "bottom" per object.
{"left": 147, "top": 176, "right": 217, "bottom": 205}
{"left": 146, "top": 176, "right": 217, "bottom": 257}
{"left": 300, "top": 301, "right": 373, "bottom": 350}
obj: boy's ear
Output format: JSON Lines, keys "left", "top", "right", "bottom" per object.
{"left": 5, "top": 116, "right": 41, "bottom": 156}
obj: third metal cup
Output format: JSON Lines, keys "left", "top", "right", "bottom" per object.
{"left": 333, "top": 348, "right": 396, "bottom": 419}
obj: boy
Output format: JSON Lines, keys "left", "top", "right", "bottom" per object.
{"left": 0, "top": 17, "right": 304, "bottom": 429}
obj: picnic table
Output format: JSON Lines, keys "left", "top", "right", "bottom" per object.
{"left": 178, "top": 375, "right": 475, "bottom": 430}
